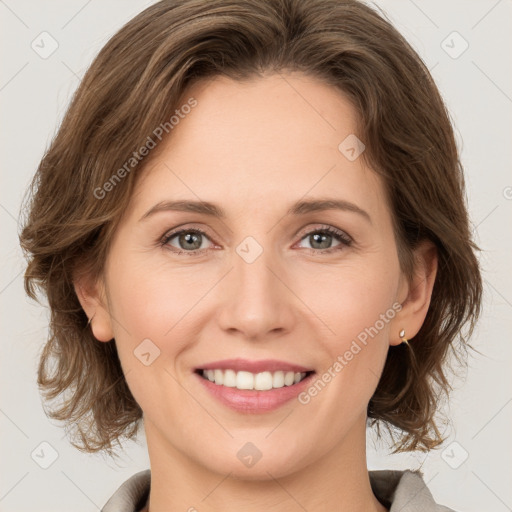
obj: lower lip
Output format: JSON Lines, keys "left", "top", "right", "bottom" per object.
{"left": 194, "top": 371, "right": 315, "bottom": 413}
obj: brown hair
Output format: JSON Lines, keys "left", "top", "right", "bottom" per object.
{"left": 19, "top": 0, "right": 482, "bottom": 456}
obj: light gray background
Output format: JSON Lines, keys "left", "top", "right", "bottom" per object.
{"left": 1, "top": 1, "right": 511, "bottom": 511}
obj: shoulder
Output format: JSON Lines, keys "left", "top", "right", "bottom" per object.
{"left": 101, "top": 469, "right": 150, "bottom": 512}
{"left": 369, "top": 469, "right": 457, "bottom": 511}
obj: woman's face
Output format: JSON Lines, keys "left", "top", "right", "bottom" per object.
{"left": 98, "top": 72, "right": 410, "bottom": 479}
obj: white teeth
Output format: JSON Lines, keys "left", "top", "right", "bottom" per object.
{"left": 214, "top": 369, "right": 224, "bottom": 385}
{"left": 272, "top": 371, "right": 285, "bottom": 388}
{"left": 254, "top": 371, "right": 273, "bottom": 390}
{"left": 284, "top": 371, "right": 295, "bottom": 386}
{"left": 236, "top": 371, "right": 254, "bottom": 390}
{"left": 201, "top": 369, "right": 309, "bottom": 390}
{"left": 222, "top": 369, "right": 237, "bottom": 387}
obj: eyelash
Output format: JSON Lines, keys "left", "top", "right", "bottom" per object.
{"left": 160, "top": 224, "right": 353, "bottom": 256}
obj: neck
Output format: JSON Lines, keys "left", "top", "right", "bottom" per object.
{"left": 143, "top": 414, "right": 388, "bottom": 512}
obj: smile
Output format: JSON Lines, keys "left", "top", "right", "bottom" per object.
{"left": 194, "top": 363, "right": 316, "bottom": 413}
{"left": 198, "top": 368, "right": 313, "bottom": 391}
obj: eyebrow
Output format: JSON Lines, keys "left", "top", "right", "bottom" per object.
{"left": 139, "top": 198, "right": 372, "bottom": 224}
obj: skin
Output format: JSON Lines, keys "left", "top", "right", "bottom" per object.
{"left": 76, "top": 72, "right": 437, "bottom": 512}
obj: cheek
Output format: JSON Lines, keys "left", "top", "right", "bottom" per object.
{"left": 106, "top": 254, "right": 216, "bottom": 365}
{"left": 104, "top": 259, "right": 198, "bottom": 413}
{"left": 294, "top": 263, "right": 398, "bottom": 422}
{"left": 297, "top": 257, "right": 398, "bottom": 404}
{"left": 296, "top": 257, "right": 398, "bottom": 345}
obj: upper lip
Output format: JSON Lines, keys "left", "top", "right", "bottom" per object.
{"left": 196, "top": 358, "right": 314, "bottom": 374}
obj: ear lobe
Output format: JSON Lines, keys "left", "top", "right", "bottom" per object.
{"left": 390, "top": 240, "right": 438, "bottom": 346}
{"left": 73, "top": 274, "right": 114, "bottom": 342}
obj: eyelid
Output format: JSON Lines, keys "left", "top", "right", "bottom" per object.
{"left": 294, "top": 223, "right": 352, "bottom": 244}
{"left": 161, "top": 222, "right": 215, "bottom": 240}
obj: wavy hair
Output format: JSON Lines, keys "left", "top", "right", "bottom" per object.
{"left": 19, "top": 0, "right": 483, "bottom": 456}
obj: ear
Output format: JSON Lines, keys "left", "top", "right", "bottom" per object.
{"left": 73, "top": 272, "right": 114, "bottom": 342}
{"left": 390, "top": 240, "right": 438, "bottom": 346}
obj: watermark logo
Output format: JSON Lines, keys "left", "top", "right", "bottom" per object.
{"left": 31, "top": 31, "right": 59, "bottom": 59}
{"left": 441, "top": 441, "right": 469, "bottom": 469}
{"left": 338, "top": 134, "right": 365, "bottom": 162}
{"left": 441, "top": 31, "right": 469, "bottom": 59}
{"left": 237, "top": 442, "right": 262, "bottom": 468}
{"left": 236, "top": 236, "right": 264, "bottom": 264}
{"left": 134, "top": 338, "right": 161, "bottom": 366}
{"left": 31, "top": 441, "right": 59, "bottom": 469}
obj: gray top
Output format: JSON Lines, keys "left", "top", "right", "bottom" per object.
{"left": 101, "top": 469, "right": 456, "bottom": 511}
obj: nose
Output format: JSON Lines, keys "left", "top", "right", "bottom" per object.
{"left": 216, "top": 241, "right": 297, "bottom": 341}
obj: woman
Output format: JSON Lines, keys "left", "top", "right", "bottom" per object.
{"left": 19, "top": 0, "right": 482, "bottom": 510}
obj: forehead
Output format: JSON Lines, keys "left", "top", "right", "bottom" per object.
{"left": 129, "top": 72, "right": 386, "bottom": 220}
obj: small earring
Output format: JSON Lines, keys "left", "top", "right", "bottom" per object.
{"left": 399, "top": 328, "right": 409, "bottom": 346}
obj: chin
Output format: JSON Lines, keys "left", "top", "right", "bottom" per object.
{"left": 198, "top": 440, "right": 309, "bottom": 481}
